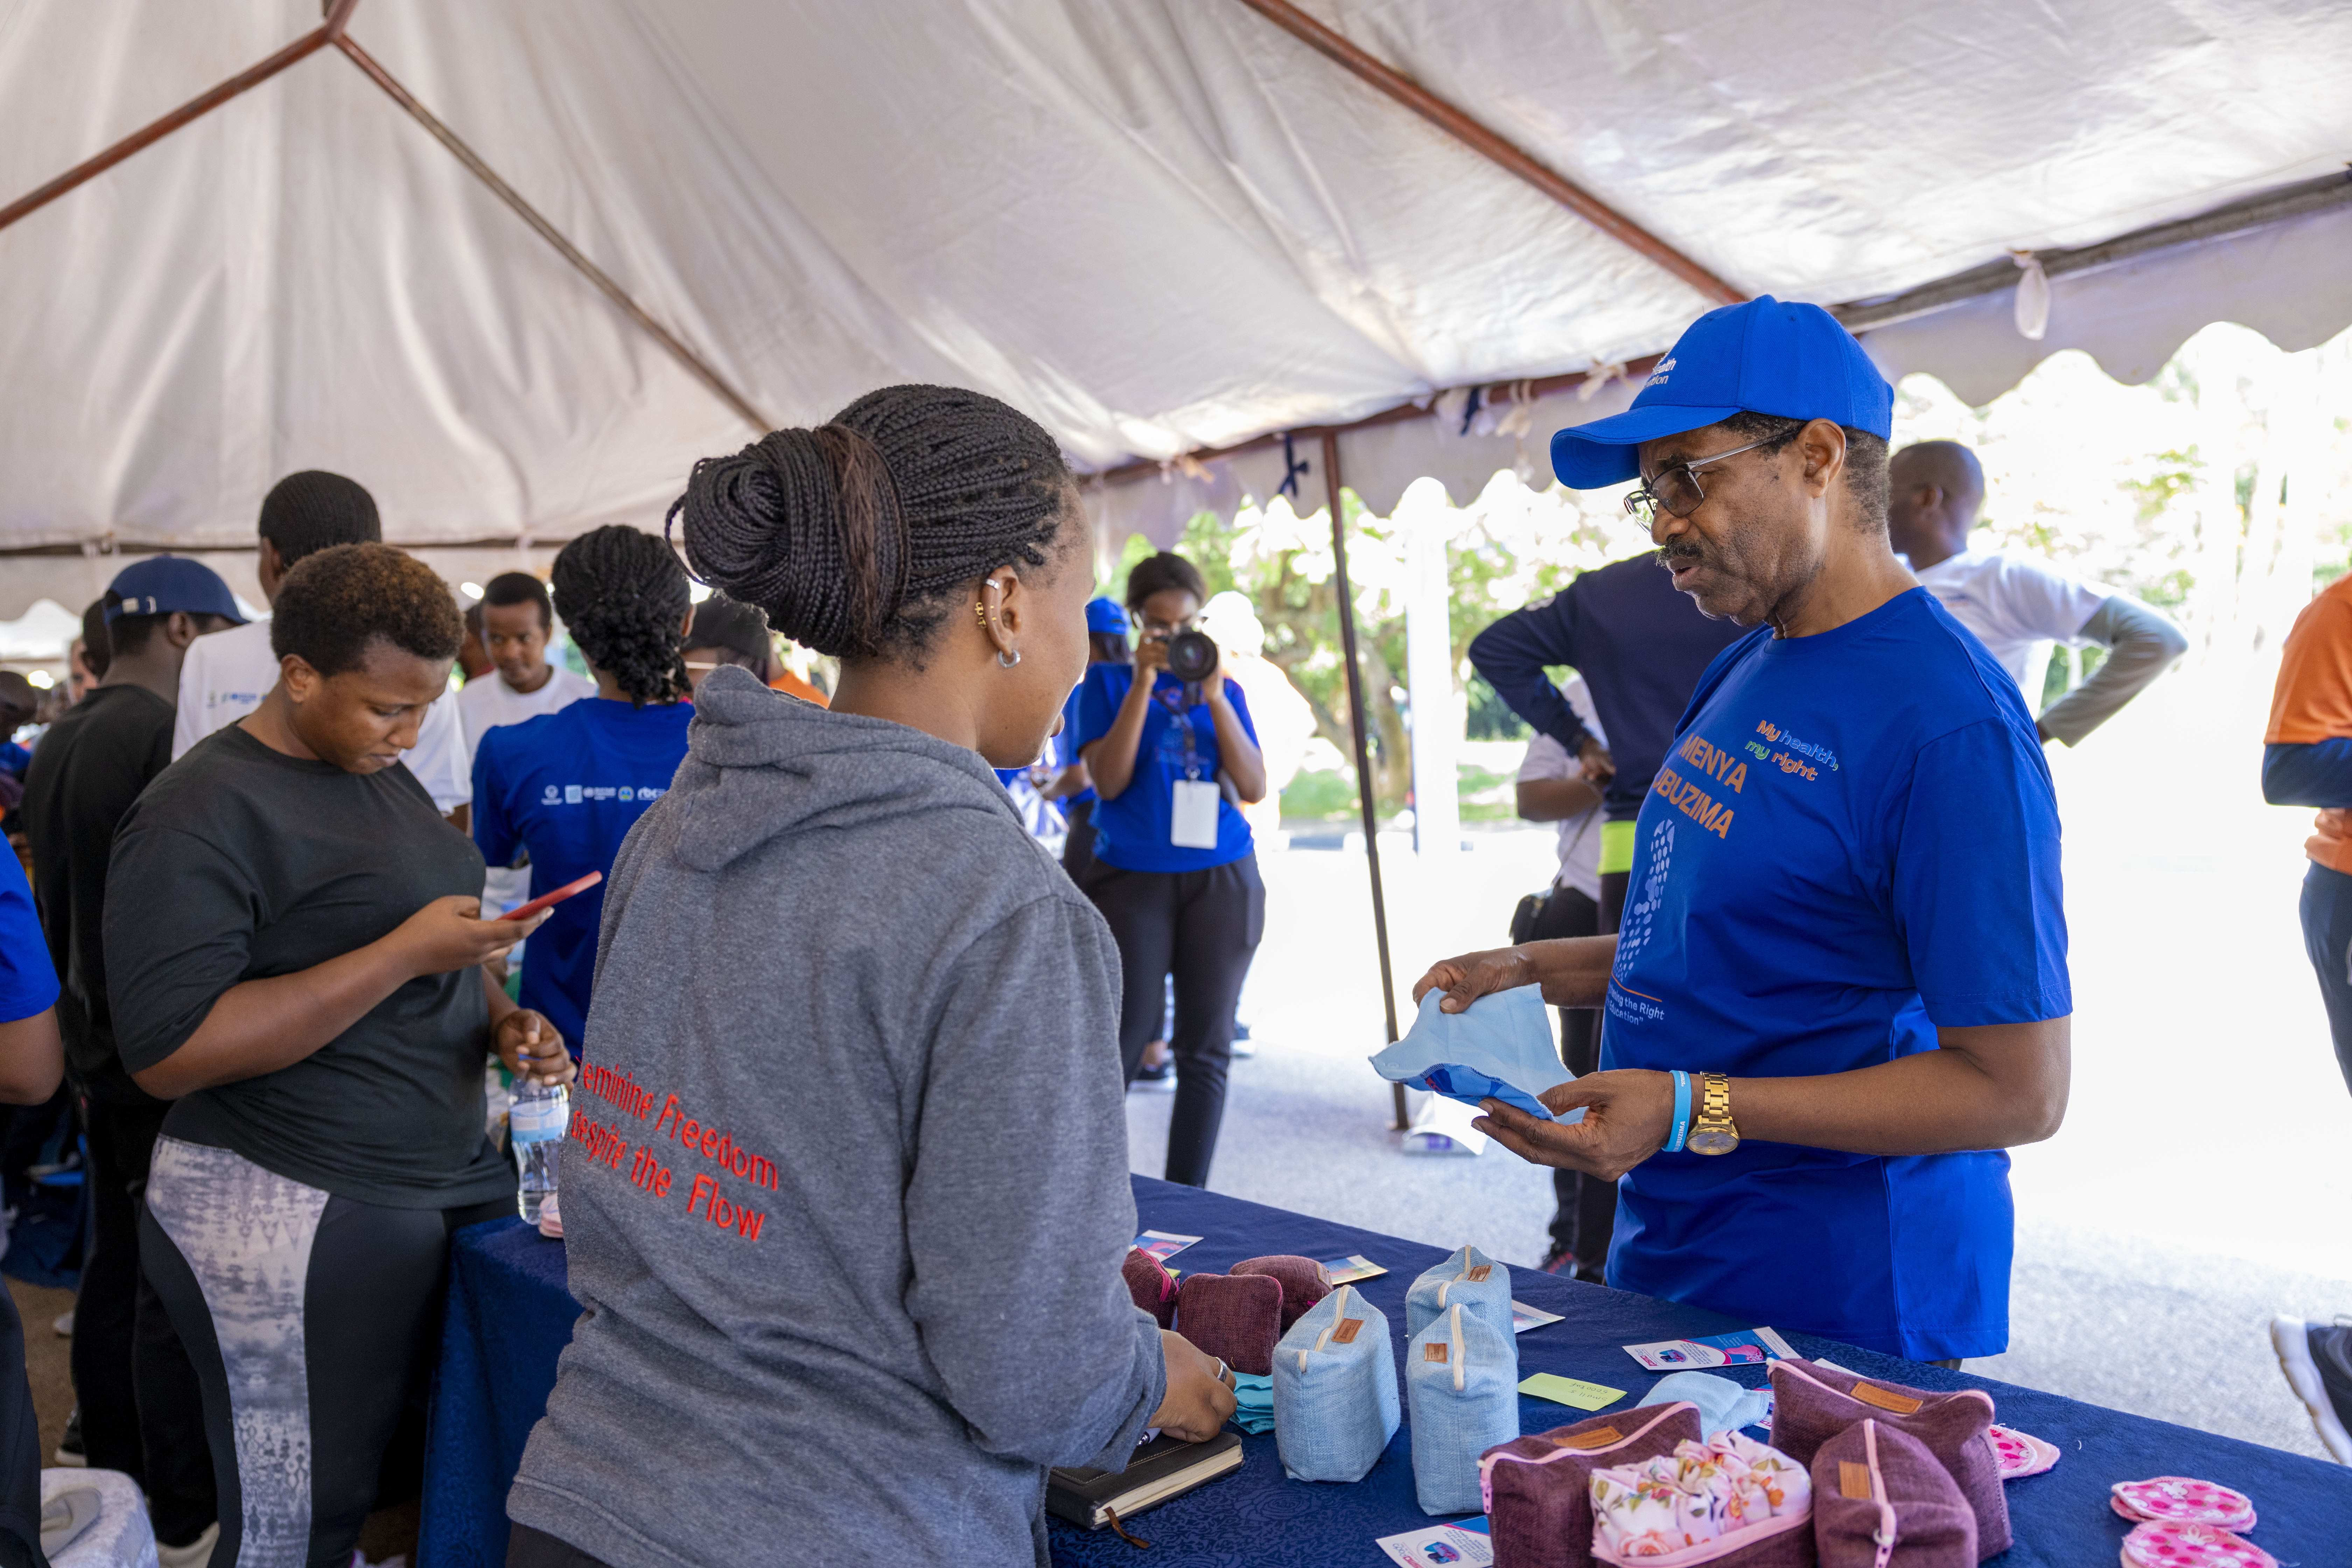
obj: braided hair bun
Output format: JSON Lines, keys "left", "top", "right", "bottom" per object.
{"left": 550, "top": 525, "right": 692, "bottom": 706}
{"left": 670, "top": 384, "right": 1073, "bottom": 660}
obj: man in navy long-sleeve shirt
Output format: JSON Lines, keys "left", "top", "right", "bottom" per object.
{"left": 1469, "top": 550, "right": 1745, "bottom": 1278}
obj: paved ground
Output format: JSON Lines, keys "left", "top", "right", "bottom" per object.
{"left": 1127, "top": 658, "right": 2352, "bottom": 1464}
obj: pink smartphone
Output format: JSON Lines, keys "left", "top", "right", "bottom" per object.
{"left": 497, "top": 870, "right": 603, "bottom": 922}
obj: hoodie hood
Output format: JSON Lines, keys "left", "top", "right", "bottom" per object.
{"left": 668, "top": 666, "right": 1022, "bottom": 873}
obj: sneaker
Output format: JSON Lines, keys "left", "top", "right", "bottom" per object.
{"left": 51, "top": 1308, "right": 71, "bottom": 1338}
{"left": 1538, "top": 1248, "right": 1579, "bottom": 1276}
{"left": 52, "top": 1406, "right": 84, "bottom": 1467}
{"left": 155, "top": 1520, "right": 219, "bottom": 1568}
{"left": 2271, "top": 1316, "right": 2352, "bottom": 1464}
{"left": 1133, "top": 1058, "right": 1176, "bottom": 1092}
{"left": 1229, "top": 1021, "right": 1255, "bottom": 1059}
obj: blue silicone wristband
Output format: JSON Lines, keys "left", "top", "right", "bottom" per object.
{"left": 1667, "top": 1070, "right": 1692, "bottom": 1154}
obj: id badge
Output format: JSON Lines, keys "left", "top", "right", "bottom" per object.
{"left": 1170, "top": 778, "right": 1221, "bottom": 849}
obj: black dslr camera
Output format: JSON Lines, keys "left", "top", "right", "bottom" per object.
{"left": 1164, "top": 629, "right": 1219, "bottom": 684}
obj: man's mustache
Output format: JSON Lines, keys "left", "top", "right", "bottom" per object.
{"left": 1654, "top": 542, "right": 1704, "bottom": 569}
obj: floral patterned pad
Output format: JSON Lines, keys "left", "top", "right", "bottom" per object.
{"left": 1988, "top": 1423, "right": 2059, "bottom": 1479}
{"left": 2111, "top": 1477, "right": 2257, "bottom": 1531}
{"left": 2118, "top": 1519, "right": 2276, "bottom": 1568}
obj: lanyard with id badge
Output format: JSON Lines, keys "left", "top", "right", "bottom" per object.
{"left": 1157, "top": 682, "right": 1223, "bottom": 850}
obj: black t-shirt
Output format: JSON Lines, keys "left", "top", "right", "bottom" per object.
{"left": 104, "top": 722, "right": 509, "bottom": 1209}
{"left": 21, "top": 682, "right": 174, "bottom": 1103}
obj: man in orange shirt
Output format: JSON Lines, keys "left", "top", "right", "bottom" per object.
{"left": 2261, "top": 572, "right": 2352, "bottom": 1463}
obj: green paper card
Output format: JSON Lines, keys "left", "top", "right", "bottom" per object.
{"left": 1518, "top": 1373, "right": 1624, "bottom": 1411}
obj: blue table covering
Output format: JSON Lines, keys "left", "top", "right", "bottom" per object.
{"left": 421, "top": 1176, "right": 2352, "bottom": 1568}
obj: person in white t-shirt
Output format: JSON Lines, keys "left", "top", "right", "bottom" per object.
{"left": 1512, "top": 674, "right": 1609, "bottom": 1280}
{"left": 457, "top": 572, "right": 596, "bottom": 914}
{"left": 456, "top": 572, "right": 596, "bottom": 767}
{"left": 1888, "top": 440, "right": 2187, "bottom": 743}
{"left": 173, "top": 471, "right": 472, "bottom": 819}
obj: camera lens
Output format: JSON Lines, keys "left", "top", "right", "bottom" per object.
{"left": 1166, "top": 630, "right": 1219, "bottom": 684}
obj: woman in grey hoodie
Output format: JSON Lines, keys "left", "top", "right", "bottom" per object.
{"left": 507, "top": 387, "right": 1236, "bottom": 1568}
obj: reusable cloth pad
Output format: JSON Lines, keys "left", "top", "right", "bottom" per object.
{"left": 1640, "top": 1371, "right": 1773, "bottom": 1436}
{"left": 1228, "top": 1372, "right": 1274, "bottom": 1434}
{"left": 1588, "top": 1430, "right": 1812, "bottom": 1566}
{"left": 1371, "top": 987, "right": 1580, "bottom": 1120}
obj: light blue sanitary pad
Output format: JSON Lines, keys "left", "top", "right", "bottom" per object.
{"left": 1637, "top": 1370, "right": 1772, "bottom": 1436}
{"left": 1371, "top": 987, "right": 1581, "bottom": 1121}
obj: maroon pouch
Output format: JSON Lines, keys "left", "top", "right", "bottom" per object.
{"left": 1478, "top": 1401, "right": 1703, "bottom": 1568}
{"left": 1176, "top": 1270, "right": 1283, "bottom": 1375}
{"left": 1122, "top": 1247, "right": 1177, "bottom": 1328}
{"left": 1811, "top": 1419, "right": 1975, "bottom": 1567}
{"left": 1232, "top": 1255, "right": 1332, "bottom": 1332}
{"left": 1769, "top": 1361, "right": 2007, "bottom": 1560}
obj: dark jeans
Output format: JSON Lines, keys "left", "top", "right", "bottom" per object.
{"left": 75, "top": 1096, "right": 215, "bottom": 1545}
{"left": 1527, "top": 887, "right": 1615, "bottom": 1270}
{"left": 1086, "top": 854, "right": 1266, "bottom": 1187}
{"left": 2300, "top": 861, "right": 2352, "bottom": 1095}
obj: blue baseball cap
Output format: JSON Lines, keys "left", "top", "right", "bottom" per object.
{"left": 1085, "top": 596, "right": 1129, "bottom": 635}
{"left": 1551, "top": 295, "right": 1893, "bottom": 489}
{"left": 104, "top": 557, "right": 246, "bottom": 624}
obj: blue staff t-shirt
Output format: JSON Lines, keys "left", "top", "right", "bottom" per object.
{"left": 1602, "top": 588, "right": 2069, "bottom": 1362}
{"left": 0, "top": 854, "right": 57, "bottom": 1026}
{"left": 1074, "top": 664, "right": 1258, "bottom": 873}
{"left": 1058, "top": 682, "right": 1098, "bottom": 806}
{"left": 473, "top": 698, "right": 694, "bottom": 1055}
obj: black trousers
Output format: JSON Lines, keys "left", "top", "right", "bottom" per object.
{"left": 2300, "top": 861, "right": 2352, "bottom": 1095}
{"left": 1086, "top": 854, "right": 1265, "bottom": 1187}
{"left": 1061, "top": 798, "right": 1099, "bottom": 886}
{"left": 510, "top": 1522, "right": 614, "bottom": 1568}
{"left": 1527, "top": 887, "right": 1616, "bottom": 1269}
{"left": 141, "top": 1139, "right": 507, "bottom": 1568}
{"left": 75, "top": 1095, "right": 215, "bottom": 1545}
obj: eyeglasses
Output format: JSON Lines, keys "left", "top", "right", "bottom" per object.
{"left": 1622, "top": 435, "right": 1777, "bottom": 526}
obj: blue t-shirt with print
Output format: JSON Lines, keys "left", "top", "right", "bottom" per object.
{"left": 473, "top": 698, "right": 693, "bottom": 1055}
{"left": 0, "top": 853, "right": 58, "bottom": 1026}
{"left": 1074, "top": 664, "right": 1258, "bottom": 873}
{"left": 1602, "top": 588, "right": 2069, "bottom": 1363}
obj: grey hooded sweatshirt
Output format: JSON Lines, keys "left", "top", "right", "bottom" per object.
{"left": 509, "top": 667, "right": 1163, "bottom": 1568}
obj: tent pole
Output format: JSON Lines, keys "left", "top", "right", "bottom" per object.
{"left": 0, "top": 0, "right": 363, "bottom": 236}
{"left": 332, "top": 36, "right": 771, "bottom": 434}
{"left": 1231, "top": 0, "right": 1741, "bottom": 307}
{"left": 1320, "top": 432, "right": 1410, "bottom": 1130}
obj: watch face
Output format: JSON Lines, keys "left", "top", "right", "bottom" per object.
{"left": 1687, "top": 1126, "right": 1739, "bottom": 1156}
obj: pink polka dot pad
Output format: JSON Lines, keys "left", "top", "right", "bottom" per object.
{"left": 2118, "top": 1519, "right": 2276, "bottom": 1568}
{"left": 2111, "top": 1477, "right": 2258, "bottom": 1530}
{"left": 1988, "top": 1423, "right": 2059, "bottom": 1478}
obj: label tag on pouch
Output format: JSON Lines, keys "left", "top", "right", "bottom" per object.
{"left": 1170, "top": 779, "right": 1220, "bottom": 849}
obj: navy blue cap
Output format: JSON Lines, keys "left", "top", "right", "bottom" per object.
{"left": 1551, "top": 295, "right": 1893, "bottom": 489}
{"left": 1085, "top": 596, "right": 1129, "bottom": 635}
{"left": 105, "top": 557, "right": 246, "bottom": 625}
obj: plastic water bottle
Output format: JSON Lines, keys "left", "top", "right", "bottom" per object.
{"left": 510, "top": 1080, "right": 568, "bottom": 1225}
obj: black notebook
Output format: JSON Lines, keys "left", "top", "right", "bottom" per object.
{"left": 1046, "top": 1431, "right": 1245, "bottom": 1531}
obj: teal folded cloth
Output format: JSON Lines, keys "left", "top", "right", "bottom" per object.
{"left": 1231, "top": 1372, "right": 1276, "bottom": 1434}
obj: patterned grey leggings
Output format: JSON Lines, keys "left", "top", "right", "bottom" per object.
{"left": 140, "top": 1138, "right": 505, "bottom": 1568}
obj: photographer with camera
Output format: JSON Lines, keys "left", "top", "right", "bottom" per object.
{"left": 1076, "top": 553, "right": 1268, "bottom": 1187}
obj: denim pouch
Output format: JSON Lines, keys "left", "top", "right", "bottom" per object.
{"left": 1176, "top": 1270, "right": 1283, "bottom": 1376}
{"left": 1480, "top": 1401, "right": 1704, "bottom": 1568}
{"left": 1407, "top": 1301, "right": 1520, "bottom": 1515}
{"left": 1406, "top": 1244, "right": 1514, "bottom": 1344}
{"left": 1271, "top": 1283, "right": 1400, "bottom": 1483}
{"left": 1769, "top": 1360, "right": 2006, "bottom": 1560}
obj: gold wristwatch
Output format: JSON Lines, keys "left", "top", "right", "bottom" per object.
{"left": 1686, "top": 1072, "right": 1739, "bottom": 1156}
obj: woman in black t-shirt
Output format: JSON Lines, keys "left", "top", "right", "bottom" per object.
{"left": 105, "top": 543, "right": 576, "bottom": 1568}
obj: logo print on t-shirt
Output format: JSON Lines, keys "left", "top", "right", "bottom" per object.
{"left": 543, "top": 785, "right": 560, "bottom": 804}
{"left": 1612, "top": 821, "right": 1675, "bottom": 976}
{"left": 620, "top": 786, "right": 635, "bottom": 802}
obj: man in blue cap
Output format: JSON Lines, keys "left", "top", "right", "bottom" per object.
{"left": 20, "top": 556, "right": 235, "bottom": 1554}
{"left": 1414, "top": 298, "right": 2072, "bottom": 1364}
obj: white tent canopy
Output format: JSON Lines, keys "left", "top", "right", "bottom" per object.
{"left": 4, "top": 0, "right": 2351, "bottom": 616}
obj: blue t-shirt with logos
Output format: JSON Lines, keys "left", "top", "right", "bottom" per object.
{"left": 1058, "top": 682, "right": 1098, "bottom": 807}
{"left": 472, "top": 698, "right": 693, "bottom": 1055}
{"left": 1073, "top": 664, "right": 1257, "bottom": 873}
{"left": 0, "top": 853, "right": 57, "bottom": 1026}
{"left": 1602, "top": 588, "right": 2069, "bottom": 1362}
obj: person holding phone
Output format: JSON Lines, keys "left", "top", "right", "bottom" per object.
{"left": 470, "top": 526, "right": 696, "bottom": 1055}
{"left": 104, "top": 543, "right": 574, "bottom": 1568}
{"left": 508, "top": 387, "right": 1233, "bottom": 1568}
{"left": 1075, "top": 552, "right": 1268, "bottom": 1188}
